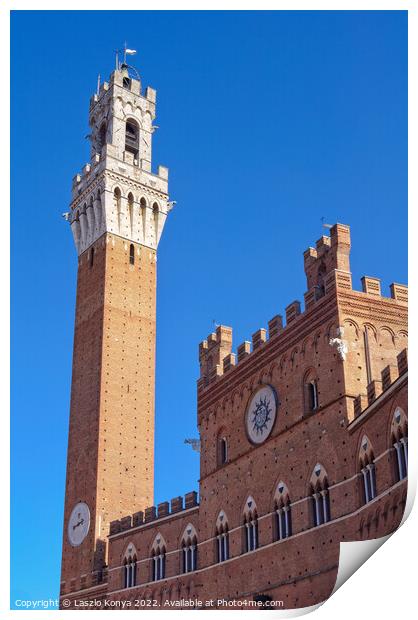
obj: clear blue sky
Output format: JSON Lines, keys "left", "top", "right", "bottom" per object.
{"left": 11, "top": 10, "right": 407, "bottom": 608}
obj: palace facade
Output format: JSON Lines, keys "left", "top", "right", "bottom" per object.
{"left": 60, "top": 63, "right": 408, "bottom": 610}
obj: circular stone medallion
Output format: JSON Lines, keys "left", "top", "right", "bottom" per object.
{"left": 245, "top": 385, "right": 278, "bottom": 444}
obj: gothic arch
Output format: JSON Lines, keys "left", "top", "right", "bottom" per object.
{"left": 242, "top": 495, "right": 258, "bottom": 518}
{"left": 308, "top": 463, "right": 329, "bottom": 493}
{"left": 358, "top": 434, "right": 374, "bottom": 469}
{"left": 390, "top": 406, "right": 408, "bottom": 443}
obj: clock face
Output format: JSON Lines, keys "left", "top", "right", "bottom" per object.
{"left": 245, "top": 385, "right": 278, "bottom": 444}
{"left": 68, "top": 502, "right": 90, "bottom": 547}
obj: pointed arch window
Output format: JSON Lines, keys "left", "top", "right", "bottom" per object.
{"left": 151, "top": 534, "right": 166, "bottom": 581}
{"left": 181, "top": 525, "right": 198, "bottom": 573}
{"left": 129, "top": 243, "right": 135, "bottom": 265}
{"left": 391, "top": 407, "right": 408, "bottom": 481}
{"left": 359, "top": 436, "right": 377, "bottom": 504}
{"left": 304, "top": 370, "right": 319, "bottom": 414}
{"left": 123, "top": 544, "right": 137, "bottom": 589}
{"left": 243, "top": 497, "right": 258, "bottom": 552}
{"left": 114, "top": 187, "right": 122, "bottom": 232}
{"left": 274, "top": 482, "right": 292, "bottom": 540}
{"left": 217, "top": 431, "right": 228, "bottom": 466}
{"left": 310, "top": 464, "right": 331, "bottom": 527}
{"left": 128, "top": 193, "right": 134, "bottom": 236}
{"left": 215, "top": 511, "right": 229, "bottom": 562}
{"left": 125, "top": 119, "right": 139, "bottom": 159}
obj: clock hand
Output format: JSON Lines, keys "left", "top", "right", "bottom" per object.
{"left": 73, "top": 518, "right": 85, "bottom": 530}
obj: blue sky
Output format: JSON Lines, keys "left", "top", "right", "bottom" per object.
{"left": 11, "top": 10, "right": 407, "bottom": 607}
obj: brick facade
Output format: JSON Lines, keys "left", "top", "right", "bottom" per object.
{"left": 60, "top": 67, "right": 408, "bottom": 610}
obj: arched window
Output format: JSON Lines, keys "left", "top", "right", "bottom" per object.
{"left": 391, "top": 407, "right": 408, "bottom": 481}
{"left": 129, "top": 243, "right": 135, "bottom": 266}
{"left": 273, "top": 482, "right": 292, "bottom": 540}
{"left": 304, "top": 370, "right": 319, "bottom": 414}
{"left": 123, "top": 544, "right": 137, "bottom": 589}
{"left": 217, "top": 432, "right": 228, "bottom": 466}
{"left": 243, "top": 496, "right": 258, "bottom": 552}
{"left": 220, "top": 438, "right": 228, "bottom": 464}
{"left": 215, "top": 511, "right": 229, "bottom": 563}
{"left": 152, "top": 202, "right": 159, "bottom": 238}
{"left": 151, "top": 534, "right": 166, "bottom": 581}
{"left": 128, "top": 193, "right": 134, "bottom": 236}
{"left": 125, "top": 119, "right": 139, "bottom": 159}
{"left": 308, "top": 381, "right": 318, "bottom": 411}
{"left": 89, "top": 195, "right": 96, "bottom": 234}
{"left": 98, "top": 122, "right": 107, "bottom": 152}
{"left": 359, "top": 436, "right": 377, "bottom": 504}
{"left": 181, "top": 524, "right": 198, "bottom": 573}
{"left": 114, "top": 187, "right": 122, "bottom": 232}
{"left": 309, "top": 464, "right": 331, "bottom": 526}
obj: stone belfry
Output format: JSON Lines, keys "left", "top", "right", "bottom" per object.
{"left": 60, "top": 59, "right": 171, "bottom": 594}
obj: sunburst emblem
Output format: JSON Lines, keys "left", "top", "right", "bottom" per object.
{"left": 252, "top": 396, "right": 272, "bottom": 435}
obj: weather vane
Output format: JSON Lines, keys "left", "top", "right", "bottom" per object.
{"left": 115, "top": 42, "right": 137, "bottom": 71}
{"left": 321, "top": 216, "right": 332, "bottom": 234}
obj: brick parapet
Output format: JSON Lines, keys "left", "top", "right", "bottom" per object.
{"left": 109, "top": 492, "right": 199, "bottom": 538}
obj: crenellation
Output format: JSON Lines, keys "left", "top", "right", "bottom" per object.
{"left": 354, "top": 394, "right": 368, "bottom": 418}
{"left": 237, "top": 341, "right": 251, "bottom": 362}
{"left": 223, "top": 353, "right": 236, "bottom": 373}
{"left": 397, "top": 348, "right": 408, "bottom": 374}
{"left": 361, "top": 276, "right": 381, "bottom": 296}
{"left": 304, "top": 287, "right": 317, "bottom": 310}
{"left": 170, "top": 496, "right": 183, "bottom": 513}
{"left": 145, "top": 86, "right": 157, "bottom": 102}
{"left": 158, "top": 502, "right": 170, "bottom": 518}
{"left": 285, "top": 300, "right": 301, "bottom": 324}
{"left": 185, "top": 491, "right": 199, "bottom": 509}
{"left": 390, "top": 282, "right": 408, "bottom": 303}
{"left": 107, "top": 492, "right": 199, "bottom": 539}
{"left": 252, "top": 328, "right": 267, "bottom": 349}
{"left": 144, "top": 506, "right": 157, "bottom": 522}
{"left": 120, "top": 515, "right": 133, "bottom": 531}
{"left": 367, "top": 379, "right": 383, "bottom": 405}
{"left": 315, "top": 235, "right": 331, "bottom": 254}
{"left": 381, "top": 364, "right": 399, "bottom": 390}
{"left": 268, "top": 314, "right": 283, "bottom": 338}
{"left": 132, "top": 511, "right": 144, "bottom": 527}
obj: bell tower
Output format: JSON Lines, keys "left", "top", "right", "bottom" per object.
{"left": 60, "top": 60, "right": 172, "bottom": 597}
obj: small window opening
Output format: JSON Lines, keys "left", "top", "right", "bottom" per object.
{"left": 129, "top": 244, "right": 135, "bottom": 265}
{"left": 125, "top": 120, "right": 139, "bottom": 159}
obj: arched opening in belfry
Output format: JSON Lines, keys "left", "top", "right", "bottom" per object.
{"left": 125, "top": 119, "right": 139, "bottom": 159}
{"left": 98, "top": 122, "right": 107, "bottom": 153}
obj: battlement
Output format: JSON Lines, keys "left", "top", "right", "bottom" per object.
{"left": 70, "top": 145, "right": 169, "bottom": 202}
{"left": 198, "top": 223, "right": 408, "bottom": 390}
{"left": 108, "top": 491, "right": 199, "bottom": 537}
{"left": 89, "top": 69, "right": 156, "bottom": 110}
{"left": 353, "top": 348, "right": 407, "bottom": 419}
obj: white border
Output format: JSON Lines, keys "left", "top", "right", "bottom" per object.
{"left": 3, "top": 2, "right": 415, "bottom": 619}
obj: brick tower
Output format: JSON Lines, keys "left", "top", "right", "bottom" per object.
{"left": 60, "top": 62, "right": 171, "bottom": 595}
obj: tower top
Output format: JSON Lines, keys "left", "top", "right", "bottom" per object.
{"left": 68, "top": 58, "right": 171, "bottom": 255}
